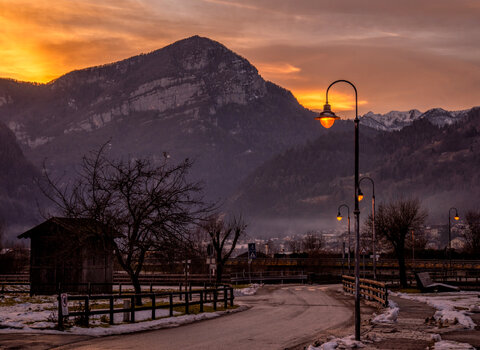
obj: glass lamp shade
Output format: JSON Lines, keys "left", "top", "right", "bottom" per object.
{"left": 337, "top": 213, "right": 343, "bottom": 221}
{"left": 315, "top": 103, "right": 340, "bottom": 129}
{"left": 454, "top": 215, "right": 460, "bottom": 221}
{"left": 358, "top": 190, "right": 364, "bottom": 201}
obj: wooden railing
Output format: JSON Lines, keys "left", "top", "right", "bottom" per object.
{"left": 342, "top": 275, "right": 388, "bottom": 307}
{"left": 57, "top": 285, "right": 235, "bottom": 330}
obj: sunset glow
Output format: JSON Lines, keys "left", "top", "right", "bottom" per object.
{"left": 294, "top": 91, "right": 368, "bottom": 113}
{"left": 1, "top": 0, "right": 479, "bottom": 115}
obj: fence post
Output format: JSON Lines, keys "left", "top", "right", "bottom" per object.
{"left": 230, "top": 287, "right": 234, "bottom": 307}
{"left": 152, "top": 294, "right": 156, "bottom": 320}
{"left": 185, "top": 290, "right": 189, "bottom": 314}
{"left": 223, "top": 286, "right": 228, "bottom": 309}
{"left": 84, "top": 297, "right": 90, "bottom": 327}
{"left": 150, "top": 283, "right": 153, "bottom": 293}
{"left": 109, "top": 296, "right": 114, "bottom": 325}
{"left": 213, "top": 289, "right": 217, "bottom": 311}
{"left": 179, "top": 283, "right": 182, "bottom": 300}
{"left": 57, "top": 293, "right": 63, "bottom": 330}
{"left": 130, "top": 295, "right": 135, "bottom": 323}
{"left": 88, "top": 282, "right": 91, "bottom": 296}
{"left": 119, "top": 283, "right": 122, "bottom": 296}
{"left": 169, "top": 293, "right": 173, "bottom": 317}
{"left": 189, "top": 283, "right": 192, "bottom": 301}
{"left": 200, "top": 291, "right": 204, "bottom": 313}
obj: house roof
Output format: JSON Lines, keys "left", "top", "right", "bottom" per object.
{"left": 18, "top": 217, "right": 116, "bottom": 239}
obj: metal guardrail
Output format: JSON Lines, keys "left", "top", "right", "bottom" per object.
{"left": 342, "top": 275, "right": 388, "bottom": 307}
{"left": 57, "top": 286, "right": 235, "bottom": 330}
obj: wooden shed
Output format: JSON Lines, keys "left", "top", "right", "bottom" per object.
{"left": 18, "top": 217, "right": 115, "bottom": 295}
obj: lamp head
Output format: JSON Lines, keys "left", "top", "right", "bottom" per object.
{"left": 358, "top": 188, "right": 364, "bottom": 202}
{"left": 454, "top": 214, "right": 460, "bottom": 221}
{"left": 315, "top": 103, "right": 340, "bottom": 129}
{"left": 336, "top": 212, "right": 343, "bottom": 221}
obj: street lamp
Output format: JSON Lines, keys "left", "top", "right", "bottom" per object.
{"left": 448, "top": 207, "right": 460, "bottom": 267}
{"left": 316, "top": 79, "right": 361, "bottom": 341}
{"left": 359, "top": 176, "right": 376, "bottom": 280}
{"left": 337, "top": 204, "right": 351, "bottom": 274}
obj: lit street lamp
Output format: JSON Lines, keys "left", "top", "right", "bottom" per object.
{"left": 337, "top": 204, "right": 351, "bottom": 274}
{"left": 358, "top": 176, "right": 376, "bottom": 280}
{"left": 316, "top": 79, "right": 361, "bottom": 341}
{"left": 448, "top": 207, "right": 460, "bottom": 266}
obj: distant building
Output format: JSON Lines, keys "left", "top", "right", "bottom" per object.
{"left": 18, "top": 217, "right": 115, "bottom": 295}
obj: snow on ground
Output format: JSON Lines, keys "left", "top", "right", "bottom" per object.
{"left": 392, "top": 291, "right": 480, "bottom": 329}
{"left": 372, "top": 299, "right": 399, "bottom": 324}
{"left": 0, "top": 293, "right": 246, "bottom": 336}
{"left": 433, "top": 340, "right": 475, "bottom": 350}
{"left": 307, "top": 335, "right": 365, "bottom": 350}
{"left": 234, "top": 284, "right": 261, "bottom": 297}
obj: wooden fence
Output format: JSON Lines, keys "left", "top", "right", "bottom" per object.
{"left": 342, "top": 275, "right": 388, "bottom": 307}
{"left": 57, "top": 285, "right": 234, "bottom": 330}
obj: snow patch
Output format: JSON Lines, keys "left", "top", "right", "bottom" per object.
{"left": 394, "top": 291, "right": 479, "bottom": 329}
{"left": 234, "top": 284, "right": 261, "bottom": 297}
{"left": 372, "top": 299, "right": 399, "bottom": 324}
{"left": 308, "top": 335, "right": 365, "bottom": 350}
{"left": 433, "top": 340, "right": 475, "bottom": 350}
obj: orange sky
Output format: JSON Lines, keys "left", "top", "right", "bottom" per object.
{"left": 1, "top": 0, "right": 480, "bottom": 117}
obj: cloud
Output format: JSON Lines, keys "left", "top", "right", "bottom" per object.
{"left": 0, "top": 0, "right": 479, "bottom": 115}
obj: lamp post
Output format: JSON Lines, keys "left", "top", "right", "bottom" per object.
{"left": 316, "top": 79, "right": 361, "bottom": 341}
{"left": 448, "top": 207, "right": 460, "bottom": 268}
{"left": 337, "top": 204, "right": 351, "bottom": 274}
{"left": 358, "top": 176, "right": 376, "bottom": 280}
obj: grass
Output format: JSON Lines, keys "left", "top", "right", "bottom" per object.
{"left": 232, "top": 284, "right": 251, "bottom": 289}
{"left": 394, "top": 288, "right": 421, "bottom": 294}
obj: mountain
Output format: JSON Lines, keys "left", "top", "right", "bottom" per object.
{"left": 0, "top": 36, "right": 327, "bottom": 204}
{"left": 229, "top": 107, "right": 480, "bottom": 234}
{"left": 0, "top": 121, "right": 42, "bottom": 239}
{"left": 360, "top": 108, "right": 469, "bottom": 131}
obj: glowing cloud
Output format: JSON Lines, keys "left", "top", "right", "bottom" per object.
{"left": 256, "top": 63, "right": 301, "bottom": 75}
{"left": 293, "top": 90, "right": 368, "bottom": 114}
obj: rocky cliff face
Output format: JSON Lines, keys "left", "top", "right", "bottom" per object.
{"left": 0, "top": 121, "right": 42, "bottom": 238}
{"left": 0, "top": 36, "right": 322, "bottom": 202}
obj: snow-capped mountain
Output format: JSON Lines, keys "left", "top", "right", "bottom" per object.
{"left": 361, "top": 108, "right": 470, "bottom": 131}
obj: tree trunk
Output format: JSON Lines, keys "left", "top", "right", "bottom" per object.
{"left": 130, "top": 271, "right": 143, "bottom": 305}
{"left": 396, "top": 248, "right": 408, "bottom": 288}
{"left": 215, "top": 262, "right": 224, "bottom": 286}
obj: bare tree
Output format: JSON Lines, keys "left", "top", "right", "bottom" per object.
{"left": 41, "top": 144, "right": 210, "bottom": 297}
{"left": 287, "top": 236, "right": 302, "bottom": 254}
{"left": 463, "top": 210, "right": 480, "bottom": 255}
{"left": 202, "top": 214, "right": 246, "bottom": 285}
{"left": 364, "top": 198, "right": 427, "bottom": 288}
{"left": 302, "top": 232, "right": 323, "bottom": 256}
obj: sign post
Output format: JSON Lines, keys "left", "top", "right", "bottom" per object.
{"left": 248, "top": 243, "right": 256, "bottom": 284}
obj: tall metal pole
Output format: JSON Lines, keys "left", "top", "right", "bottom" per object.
{"left": 359, "top": 176, "right": 376, "bottom": 280}
{"left": 372, "top": 193, "right": 376, "bottom": 280}
{"left": 324, "top": 80, "right": 361, "bottom": 341}
{"left": 447, "top": 207, "right": 459, "bottom": 270}
{"left": 348, "top": 214, "right": 351, "bottom": 274}
{"left": 338, "top": 204, "right": 351, "bottom": 274}
{"left": 354, "top": 108, "right": 361, "bottom": 341}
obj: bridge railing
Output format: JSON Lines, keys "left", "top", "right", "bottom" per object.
{"left": 342, "top": 275, "right": 388, "bottom": 307}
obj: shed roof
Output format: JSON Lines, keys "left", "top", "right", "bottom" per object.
{"left": 18, "top": 217, "right": 115, "bottom": 239}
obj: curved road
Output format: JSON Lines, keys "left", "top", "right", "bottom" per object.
{"left": 55, "top": 285, "right": 352, "bottom": 350}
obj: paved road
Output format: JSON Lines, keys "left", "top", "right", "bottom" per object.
{"left": 53, "top": 284, "right": 352, "bottom": 350}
